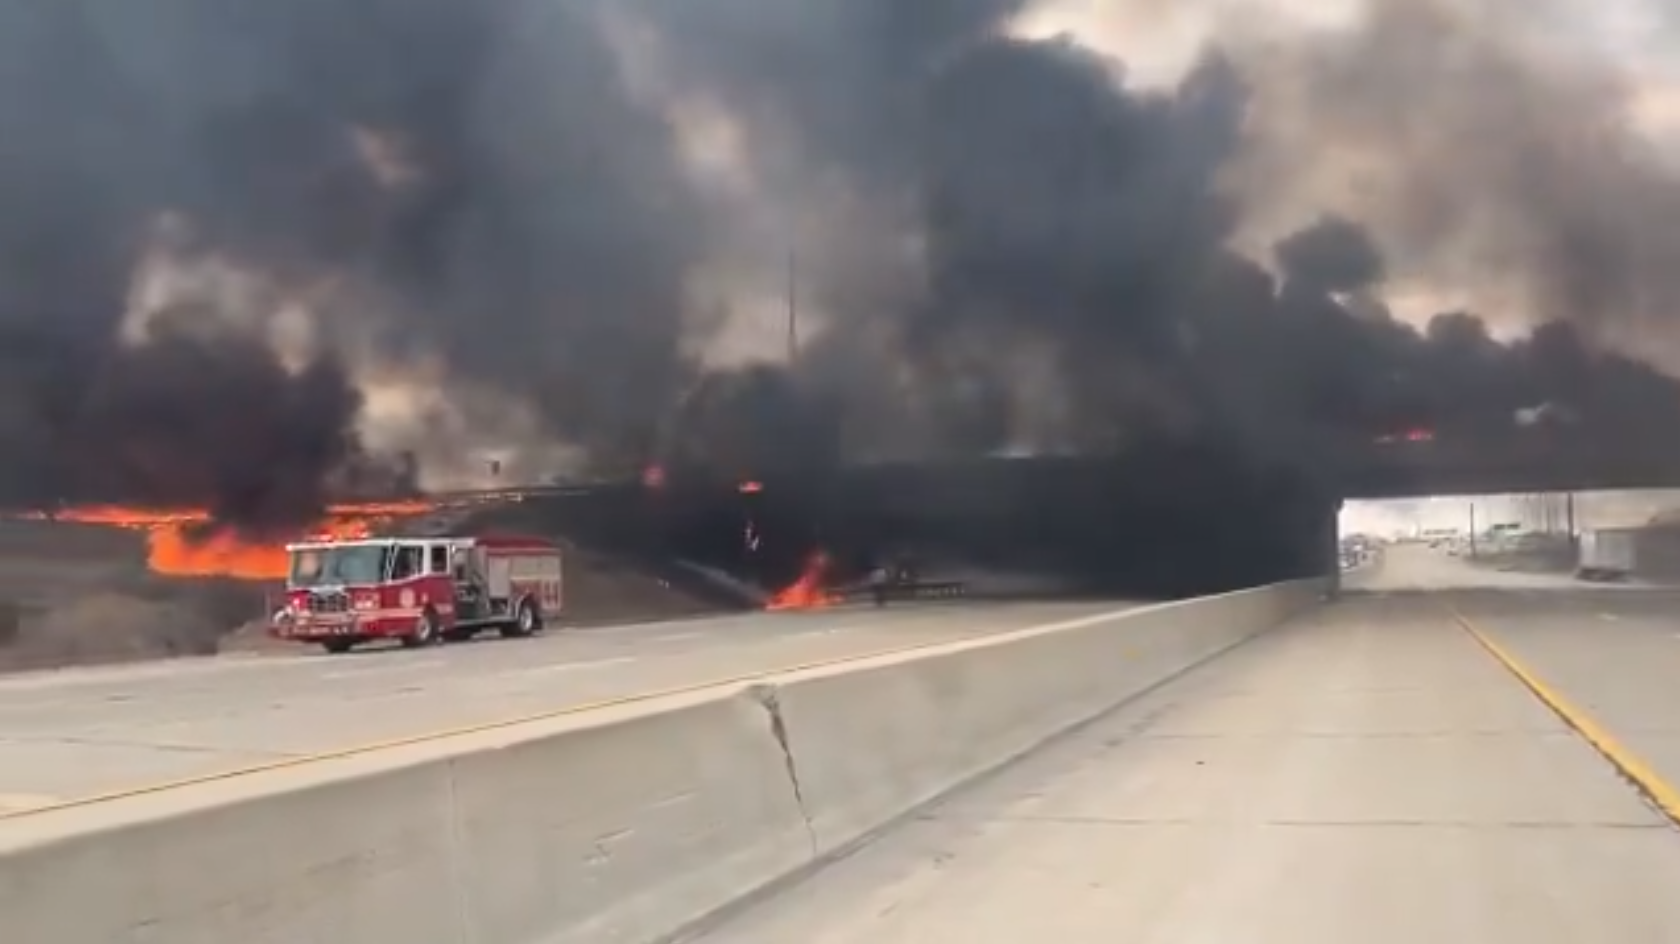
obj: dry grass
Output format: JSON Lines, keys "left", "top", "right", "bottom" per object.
{"left": 555, "top": 547, "right": 728, "bottom": 625}
{"left": 1, "top": 593, "right": 221, "bottom": 670}
{"left": 0, "top": 503, "right": 738, "bottom": 672}
{"left": 0, "top": 519, "right": 273, "bottom": 672}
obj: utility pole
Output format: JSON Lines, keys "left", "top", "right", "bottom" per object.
{"left": 1468, "top": 500, "right": 1477, "bottom": 559}
{"left": 785, "top": 249, "right": 799, "bottom": 365}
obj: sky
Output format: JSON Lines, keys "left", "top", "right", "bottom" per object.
{"left": 1010, "top": 0, "right": 1680, "bottom": 342}
{"left": 1016, "top": 0, "right": 1679, "bottom": 90}
{"left": 1014, "top": 0, "right": 1680, "bottom": 148}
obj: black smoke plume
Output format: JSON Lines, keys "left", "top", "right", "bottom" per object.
{"left": 0, "top": 0, "right": 702, "bottom": 527}
{"left": 624, "top": 0, "right": 1680, "bottom": 475}
{"left": 4, "top": 0, "right": 1680, "bottom": 536}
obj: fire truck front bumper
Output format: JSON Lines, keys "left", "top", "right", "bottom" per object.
{"left": 272, "top": 613, "right": 365, "bottom": 640}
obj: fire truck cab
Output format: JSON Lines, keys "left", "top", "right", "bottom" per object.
{"left": 272, "top": 533, "right": 563, "bottom": 654}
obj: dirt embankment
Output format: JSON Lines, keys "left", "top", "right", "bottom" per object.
{"left": 454, "top": 494, "right": 759, "bottom": 615}
{"left": 0, "top": 502, "right": 748, "bottom": 673}
{"left": 1, "top": 587, "right": 257, "bottom": 670}
{"left": 0, "top": 518, "right": 275, "bottom": 671}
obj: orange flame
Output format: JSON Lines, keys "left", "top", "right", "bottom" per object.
{"left": 25, "top": 501, "right": 436, "bottom": 580}
{"left": 766, "top": 551, "right": 840, "bottom": 611}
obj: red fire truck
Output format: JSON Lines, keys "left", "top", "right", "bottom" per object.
{"left": 271, "top": 533, "right": 563, "bottom": 654}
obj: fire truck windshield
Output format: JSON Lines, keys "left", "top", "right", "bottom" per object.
{"left": 287, "top": 544, "right": 391, "bottom": 589}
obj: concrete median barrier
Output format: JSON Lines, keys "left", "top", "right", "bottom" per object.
{"left": 768, "top": 580, "right": 1322, "bottom": 853}
{"left": 442, "top": 694, "right": 811, "bottom": 944}
{"left": 0, "top": 579, "right": 1321, "bottom": 944}
{"left": 0, "top": 692, "right": 812, "bottom": 944}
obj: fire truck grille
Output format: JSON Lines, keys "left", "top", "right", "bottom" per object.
{"left": 307, "top": 592, "right": 350, "bottom": 614}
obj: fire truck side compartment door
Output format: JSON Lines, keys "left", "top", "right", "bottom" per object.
{"left": 486, "top": 556, "right": 512, "bottom": 599}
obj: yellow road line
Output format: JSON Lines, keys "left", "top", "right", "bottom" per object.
{"left": 1450, "top": 606, "right": 1680, "bottom": 825}
{"left": 0, "top": 640, "right": 942, "bottom": 823}
{"left": 0, "top": 603, "right": 1146, "bottom": 822}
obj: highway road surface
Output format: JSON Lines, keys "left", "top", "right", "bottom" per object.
{"left": 1348, "top": 542, "right": 1600, "bottom": 592}
{"left": 0, "top": 599, "right": 1142, "bottom": 813}
{"left": 693, "top": 547, "right": 1680, "bottom": 942}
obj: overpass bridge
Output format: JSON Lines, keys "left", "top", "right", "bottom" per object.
{"left": 1338, "top": 435, "right": 1680, "bottom": 497}
{"left": 409, "top": 438, "right": 1680, "bottom": 598}
{"left": 427, "top": 430, "right": 1680, "bottom": 506}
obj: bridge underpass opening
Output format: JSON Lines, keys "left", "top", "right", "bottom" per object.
{"left": 645, "top": 458, "right": 1343, "bottom": 602}
{"left": 1338, "top": 489, "right": 1680, "bottom": 592}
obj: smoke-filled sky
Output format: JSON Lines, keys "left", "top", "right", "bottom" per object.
{"left": 3, "top": 0, "right": 1680, "bottom": 528}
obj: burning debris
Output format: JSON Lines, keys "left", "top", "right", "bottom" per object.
{"left": 765, "top": 551, "right": 840, "bottom": 611}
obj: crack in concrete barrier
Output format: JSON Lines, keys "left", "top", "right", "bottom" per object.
{"left": 746, "top": 683, "right": 818, "bottom": 857}
{"left": 441, "top": 761, "right": 478, "bottom": 944}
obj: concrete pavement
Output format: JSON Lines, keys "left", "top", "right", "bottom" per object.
{"left": 0, "top": 581, "right": 1312, "bottom": 944}
{"left": 17, "top": 537, "right": 1680, "bottom": 942}
{"left": 0, "top": 599, "right": 1141, "bottom": 812}
{"left": 1350, "top": 540, "right": 1673, "bottom": 593}
{"left": 1354, "top": 543, "right": 1680, "bottom": 812}
{"left": 1454, "top": 588, "right": 1680, "bottom": 821}
{"left": 1348, "top": 542, "right": 1591, "bottom": 591}
{"left": 692, "top": 591, "right": 1680, "bottom": 942}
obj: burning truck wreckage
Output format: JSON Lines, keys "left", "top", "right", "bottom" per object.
{"left": 2, "top": 0, "right": 1680, "bottom": 662}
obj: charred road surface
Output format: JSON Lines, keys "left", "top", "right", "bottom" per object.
{"left": 0, "top": 599, "right": 1145, "bottom": 813}
{"left": 694, "top": 557, "right": 1680, "bottom": 942}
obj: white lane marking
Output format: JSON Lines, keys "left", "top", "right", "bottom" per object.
{"left": 648, "top": 631, "right": 703, "bottom": 644}
{"left": 768, "top": 603, "right": 1141, "bottom": 643}
{"left": 778, "top": 628, "right": 845, "bottom": 639}
{"left": 933, "top": 601, "right": 1187, "bottom": 644}
{"left": 0, "top": 653, "right": 315, "bottom": 693}
{"left": 319, "top": 658, "right": 449, "bottom": 681}
{"left": 497, "top": 656, "right": 636, "bottom": 678}
{"left": 0, "top": 613, "right": 777, "bottom": 694}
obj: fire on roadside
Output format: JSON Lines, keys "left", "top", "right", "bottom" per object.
{"left": 765, "top": 550, "right": 840, "bottom": 611}
{"left": 22, "top": 501, "right": 436, "bottom": 580}
{"left": 29, "top": 498, "right": 848, "bottom": 606}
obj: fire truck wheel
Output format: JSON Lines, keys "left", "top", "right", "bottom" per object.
{"left": 402, "top": 609, "right": 443, "bottom": 648}
{"left": 501, "top": 599, "right": 541, "bottom": 639}
{"left": 321, "top": 639, "right": 355, "bottom": 655}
